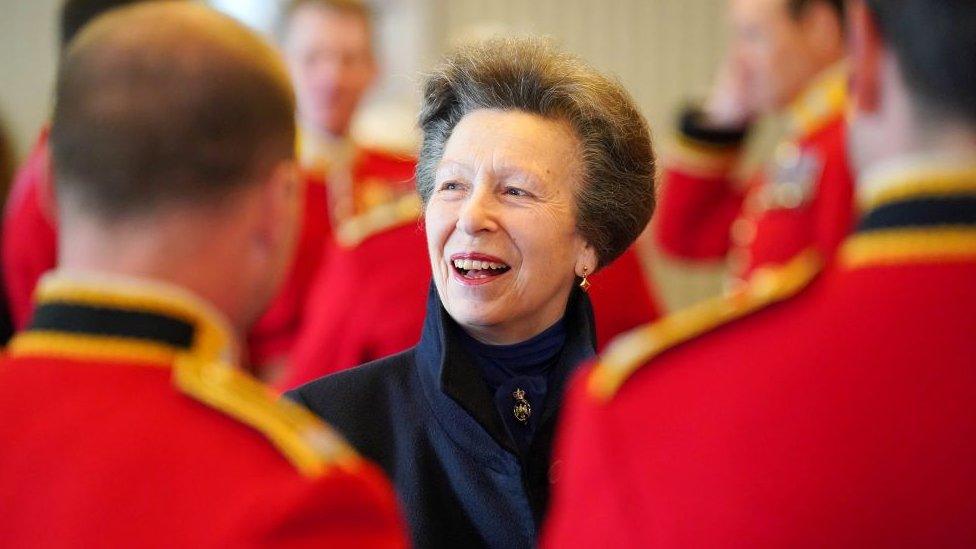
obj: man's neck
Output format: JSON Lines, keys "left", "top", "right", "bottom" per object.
{"left": 859, "top": 139, "right": 976, "bottom": 206}
{"left": 58, "top": 217, "right": 249, "bottom": 340}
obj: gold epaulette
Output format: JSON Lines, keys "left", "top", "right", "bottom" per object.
{"left": 335, "top": 192, "right": 422, "bottom": 248}
{"left": 173, "top": 355, "right": 361, "bottom": 478}
{"left": 588, "top": 249, "right": 823, "bottom": 402}
{"left": 786, "top": 62, "right": 847, "bottom": 138}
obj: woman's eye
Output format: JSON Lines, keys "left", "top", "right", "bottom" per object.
{"left": 504, "top": 186, "right": 529, "bottom": 197}
{"left": 438, "top": 181, "right": 461, "bottom": 192}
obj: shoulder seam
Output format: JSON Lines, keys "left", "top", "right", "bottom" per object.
{"left": 173, "top": 357, "right": 361, "bottom": 478}
{"left": 335, "top": 193, "right": 422, "bottom": 248}
{"left": 588, "top": 249, "right": 823, "bottom": 402}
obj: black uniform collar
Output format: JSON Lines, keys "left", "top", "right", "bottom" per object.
{"left": 841, "top": 161, "right": 976, "bottom": 269}
{"left": 414, "top": 282, "right": 597, "bottom": 456}
{"left": 9, "top": 272, "right": 236, "bottom": 366}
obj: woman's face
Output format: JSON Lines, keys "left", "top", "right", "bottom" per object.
{"left": 426, "top": 109, "right": 596, "bottom": 345}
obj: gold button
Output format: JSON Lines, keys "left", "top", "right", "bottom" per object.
{"left": 730, "top": 217, "right": 757, "bottom": 246}
{"left": 775, "top": 142, "right": 801, "bottom": 168}
{"left": 774, "top": 184, "right": 804, "bottom": 209}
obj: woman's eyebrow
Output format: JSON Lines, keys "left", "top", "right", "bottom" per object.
{"left": 493, "top": 165, "right": 545, "bottom": 187}
{"left": 435, "top": 160, "right": 544, "bottom": 186}
{"left": 434, "top": 160, "right": 471, "bottom": 178}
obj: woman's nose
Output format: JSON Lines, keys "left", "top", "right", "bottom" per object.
{"left": 456, "top": 187, "right": 498, "bottom": 235}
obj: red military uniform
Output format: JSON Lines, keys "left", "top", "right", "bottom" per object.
{"left": 2, "top": 127, "right": 58, "bottom": 330}
{"left": 247, "top": 134, "right": 417, "bottom": 373}
{"left": 0, "top": 273, "right": 407, "bottom": 548}
{"left": 280, "top": 199, "right": 430, "bottom": 390}
{"left": 656, "top": 64, "right": 855, "bottom": 284}
{"left": 545, "top": 163, "right": 976, "bottom": 547}
{"left": 0, "top": 127, "right": 416, "bottom": 374}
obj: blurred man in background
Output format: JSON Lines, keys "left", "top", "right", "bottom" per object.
{"left": 0, "top": 4, "right": 405, "bottom": 546}
{"left": 656, "top": 0, "right": 854, "bottom": 287}
{"left": 248, "top": 0, "right": 420, "bottom": 377}
{"left": 0, "top": 0, "right": 409, "bottom": 379}
{"left": 546, "top": 0, "right": 976, "bottom": 545}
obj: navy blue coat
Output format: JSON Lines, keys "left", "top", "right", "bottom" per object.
{"left": 287, "top": 285, "right": 597, "bottom": 548}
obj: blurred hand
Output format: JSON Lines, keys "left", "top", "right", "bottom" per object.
{"left": 702, "top": 55, "right": 758, "bottom": 128}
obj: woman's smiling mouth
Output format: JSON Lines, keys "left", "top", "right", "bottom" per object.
{"left": 450, "top": 253, "right": 512, "bottom": 285}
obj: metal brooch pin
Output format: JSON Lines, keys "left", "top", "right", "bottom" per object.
{"left": 513, "top": 388, "right": 532, "bottom": 424}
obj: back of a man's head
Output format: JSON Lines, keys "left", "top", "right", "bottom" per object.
{"left": 788, "top": 0, "right": 845, "bottom": 21}
{"left": 865, "top": 0, "right": 976, "bottom": 126}
{"left": 51, "top": 2, "right": 296, "bottom": 223}
{"left": 60, "top": 0, "right": 180, "bottom": 50}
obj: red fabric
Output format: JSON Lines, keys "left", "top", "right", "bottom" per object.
{"left": 588, "top": 247, "right": 661, "bottom": 349}
{"left": 545, "top": 259, "right": 976, "bottom": 547}
{"left": 221, "top": 148, "right": 415, "bottom": 370}
{"left": 656, "top": 166, "right": 746, "bottom": 259}
{"left": 0, "top": 354, "right": 407, "bottom": 548}
{"left": 280, "top": 242, "right": 661, "bottom": 391}
{"left": 247, "top": 174, "right": 331, "bottom": 368}
{"left": 656, "top": 118, "right": 855, "bottom": 274}
{"left": 281, "top": 222, "right": 431, "bottom": 390}
{"left": 0, "top": 137, "right": 416, "bottom": 370}
{"left": 2, "top": 129, "right": 58, "bottom": 330}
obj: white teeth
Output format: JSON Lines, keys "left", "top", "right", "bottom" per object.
{"left": 452, "top": 258, "right": 509, "bottom": 271}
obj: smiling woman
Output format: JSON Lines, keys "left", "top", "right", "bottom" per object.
{"left": 287, "top": 36, "right": 656, "bottom": 549}
{"left": 428, "top": 109, "right": 593, "bottom": 345}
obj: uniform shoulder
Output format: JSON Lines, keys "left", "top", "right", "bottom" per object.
{"left": 335, "top": 192, "right": 422, "bottom": 248}
{"left": 588, "top": 249, "right": 823, "bottom": 402}
{"left": 172, "top": 355, "right": 362, "bottom": 478}
{"left": 358, "top": 145, "right": 417, "bottom": 167}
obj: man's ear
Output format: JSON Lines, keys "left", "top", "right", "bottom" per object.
{"left": 258, "top": 159, "right": 301, "bottom": 265}
{"left": 848, "top": 0, "right": 884, "bottom": 114}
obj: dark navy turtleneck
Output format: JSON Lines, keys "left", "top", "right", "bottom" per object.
{"left": 458, "top": 319, "right": 567, "bottom": 456}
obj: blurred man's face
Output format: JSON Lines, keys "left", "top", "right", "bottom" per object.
{"left": 283, "top": 5, "right": 376, "bottom": 138}
{"left": 728, "top": 0, "right": 828, "bottom": 111}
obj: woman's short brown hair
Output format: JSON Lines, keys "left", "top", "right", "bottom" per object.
{"left": 416, "top": 37, "right": 656, "bottom": 268}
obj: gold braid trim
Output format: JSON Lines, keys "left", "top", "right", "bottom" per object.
{"left": 8, "top": 331, "right": 178, "bottom": 366}
{"left": 588, "top": 250, "right": 823, "bottom": 402}
{"left": 785, "top": 62, "right": 847, "bottom": 138}
{"left": 35, "top": 277, "right": 231, "bottom": 364}
{"left": 841, "top": 227, "right": 976, "bottom": 269}
{"left": 173, "top": 355, "right": 362, "bottom": 478}
{"left": 859, "top": 171, "right": 976, "bottom": 212}
{"left": 335, "top": 193, "right": 422, "bottom": 248}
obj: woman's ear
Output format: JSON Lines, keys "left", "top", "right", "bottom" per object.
{"left": 575, "top": 243, "right": 599, "bottom": 278}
